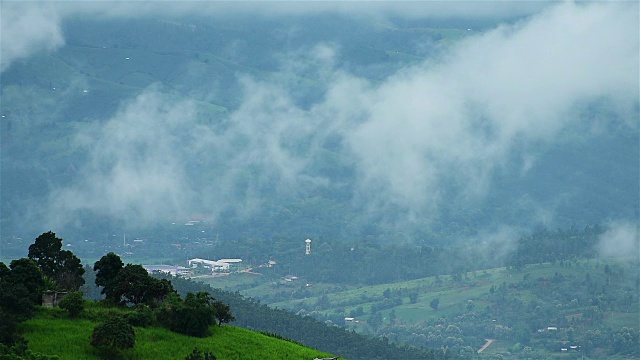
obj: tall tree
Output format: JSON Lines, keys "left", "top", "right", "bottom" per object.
{"left": 212, "top": 300, "right": 235, "bottom": 326}
{"left": 176, "top": 292, "right": 218, "bottom": 337}
{"left": 0, "top": 259, "right": 45, "bottom": 345}
{"left": 111, "top": 264, "right": 153, "bottom": 305}
{"left": 28, "top": 231, "right": 85, "bottom": 290}
{"left": 430, "top": 298, "right": 440, "bottom": 311}
{"left": 8, "top": 259, "right": 45, "bottom": 307}
{"left": 93, "top": 252, "right": 124, "bottom": 303}
{"left": 99, "top": 261, "right": 174, "bottom": 306}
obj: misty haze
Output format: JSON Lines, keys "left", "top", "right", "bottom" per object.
{"left": 0, "top": 1, "right": 638, "bottom": 359}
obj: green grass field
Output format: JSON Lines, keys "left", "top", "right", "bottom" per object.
{"left": 21, "top": 306, "right": 336, "bottom": 360}
{"left": 264, "top": 260, "right": 627, "bottom": 325}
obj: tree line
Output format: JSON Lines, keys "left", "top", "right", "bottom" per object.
{"left": 0, "top": 231, "right": 234, "bottom": 360}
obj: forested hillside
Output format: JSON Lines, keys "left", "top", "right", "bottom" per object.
{"left": 1, "top": 3, "right": 638, "bottom": 251}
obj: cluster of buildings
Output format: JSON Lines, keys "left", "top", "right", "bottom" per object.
{"left": 142, "top": 257, "right": 242, "bottom": 277}
{"left": 187, "top": 258, "right": 242, "bottom": 273}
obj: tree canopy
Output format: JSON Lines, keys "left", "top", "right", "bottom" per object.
{"left": 28, "top": 231, "right": 85, "bottom": 291}
{"left": 91, "top": 313, "right": 136, "bottom": 357}
{"left": 94, "top": 253, "right": 174, "bottom": 306}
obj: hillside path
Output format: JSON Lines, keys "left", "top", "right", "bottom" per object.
{"left": 477, "top": 339, "right": 494, "bottom": 353}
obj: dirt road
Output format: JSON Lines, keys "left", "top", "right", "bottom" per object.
{"left": 477, "top": 339, "right": 494, "bottom": 353}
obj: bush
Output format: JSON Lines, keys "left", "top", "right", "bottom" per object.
{"left": 156, "top": 292, "right": 216, "bottom": 337}
{"left": 91, "top": 313, "right": 135, "bottom": 359}
{"left": 126, "top": 304, "right": 155, "bottom": 327}
{"left": 0, "top": 342, "right": 60, "bottom": 359}
{"left": 184, "top": 347, "right": 217, "bottom": 360}
{"left": 58, "top": 291, "right": 84, "bottom": 317}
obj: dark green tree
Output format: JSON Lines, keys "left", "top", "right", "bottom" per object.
{"left": 55, "top": 250, "right": 85, "bottom": 291}
{"left": 28, "top": 232, "right": 85, "bottom": 291}
{"left": 429, "top": 298, "right": 440, "bottom": 311}
{"left": 409, "top": 292, "right": 419, "bottom": 304}
{"left": 158, "top": 292, "right": 217, "bottom": 337}
{"left": 93, "top": 253, "right": 124, "bottom": 303}
{"left": 177, "top": 292, "right": 217, "bottom": 337}
{"left": 0, "top": 260, "right": 44, "bottom": 346}
{"left": 367, "top": 312, "right": 383, "bottom": 332}
{"left": 111, "top": 264, "right": 150, "bottom": 305}
{"left": 212, "top": 300, "right": 234, "bottom": 326}
{"left": 185, "top": 347, "right": 217, "bottom": 360}
{"left": 0, "top": 309, "right": 21, "bottom": 346}
{"left": 91, "top": 314, "right": 135, "bottom": 358}
{"left": 58, "top": 291, "right": 84, "bottom": 317}
{"left": 111, "top": 264, "right": 174, "bottom": 306}
{"left": 0, "top": 343, "right": 60, "bottom": 359}
{"left": 8, "top": 259, "right": 45, "bottom": 307}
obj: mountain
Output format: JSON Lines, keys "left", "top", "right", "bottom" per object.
{"left": 1, "top": 3, "right": 638, "bottom": 257}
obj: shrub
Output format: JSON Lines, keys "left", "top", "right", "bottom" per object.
{"left": 58, "top": 291, "right": 84, "bottom": 317}
{"left": 184, "top": 347, "right": 217, "bottom": 360}
{"left": 126, "top": 304, "right": 155, "bottom": 327}
{"left": 91, "top": 313, "right": 135, "bottom": 359}
{"left": 157, "top": 292, "right": 216, "bottom": 337}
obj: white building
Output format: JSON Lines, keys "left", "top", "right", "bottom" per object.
{"left": 188, "top": 258, "right": 242, "bottom": 272}
{"left": 218, "top": 258, "right": 242, "bottom": 264}
{"left": 142, "top": 265, "right": 191, "bottom": 276}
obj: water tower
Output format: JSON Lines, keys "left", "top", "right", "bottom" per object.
{"left": 305, "top": 239, "right": 311, "bottom": 255}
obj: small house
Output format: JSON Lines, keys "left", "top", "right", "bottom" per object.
{"left": 42, "top": 290, "right": 67, "bottom": 307}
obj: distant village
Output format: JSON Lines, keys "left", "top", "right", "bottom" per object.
{"left": 141, "top": 257, "right": 245, "bottom": 278}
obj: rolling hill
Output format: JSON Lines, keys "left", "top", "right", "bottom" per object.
{"left": 20, "top": 304, "right": 337, "bottom": 360}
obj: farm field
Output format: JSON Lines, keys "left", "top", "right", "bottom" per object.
{"left": 190, "top": 259, "right": 639, "bottom": 359}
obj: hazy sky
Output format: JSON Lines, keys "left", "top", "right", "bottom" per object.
{"left": 2, "top": 2, "right": 638, "bottom": 252}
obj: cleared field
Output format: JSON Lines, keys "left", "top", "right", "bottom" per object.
{"left": 22, "top": 306, "right": 336, "bottom": 360}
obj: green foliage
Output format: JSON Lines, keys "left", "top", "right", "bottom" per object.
{"left": 80, "top": 265, "right": 103, "bottom": 301}
{"left": 0, "top": 343, "right": 60, "bottom": 360}
{"left": 367, "top": 312, "right": 383, "bottom": 332}
{"left": 158, "top": 273, "right": 443, "bottom": 360}
{"left": 57, "top": 291, "right": 84, "bottom": 318}
{"left": 212, "top": 301, "right": 234, "bottom": 326}
{"left": 125, "top": 305, "right": 155, "bottom": 327}
{"left": 90, "top": 314, "right": 135, "bottom": 356}
{"left": 93, "top": 253, "right": 124, "bottom": 303}
{"left": 28, "top": 232, "right": 85, "bottom": 291}
{"left": 429, "top": 298, "right": 440, "bottom": 311}
{"left": 110, "top": 264, "right": 152, "bottom": 305}
{"left": 7, "top": 259, "right": 45, "bottom": 307}
{"left": 94, "top": 254, "right": 174, "bottom": 306}
{"left": 0, "top": 259, "right": 45, "bottom": 336}
{"left": 0, "top": 259, "right": 42, "bottom": 346}
{"left": 0, "top": 311, "right": 23, "bottom": 346}
{"left": 184, "top": 348, "right": 216, "bottom": 360}
{"left": 157, "top": 292, "right": 218, "bottom": 337}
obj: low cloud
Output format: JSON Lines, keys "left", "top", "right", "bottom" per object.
{"left": 46, "top": 88, "right": 199, "bottom": 227}
{"left": 28, "top": 1, "right": 640, "bottom": 235}
{"left": 597, "top": 220, "right": 640, "bottom": 261}
{"left": 0, "top": 2, "right": 64, "bottom": 72}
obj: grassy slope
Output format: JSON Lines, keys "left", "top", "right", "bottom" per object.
{"left": 21, "top": 306, "right": 336, "bottom": 360}
{"left": 242, "top": 260, "right": 637, "bottom": 326}
{"left": 196, "top": 259, "right": 639, "bottom": 359}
